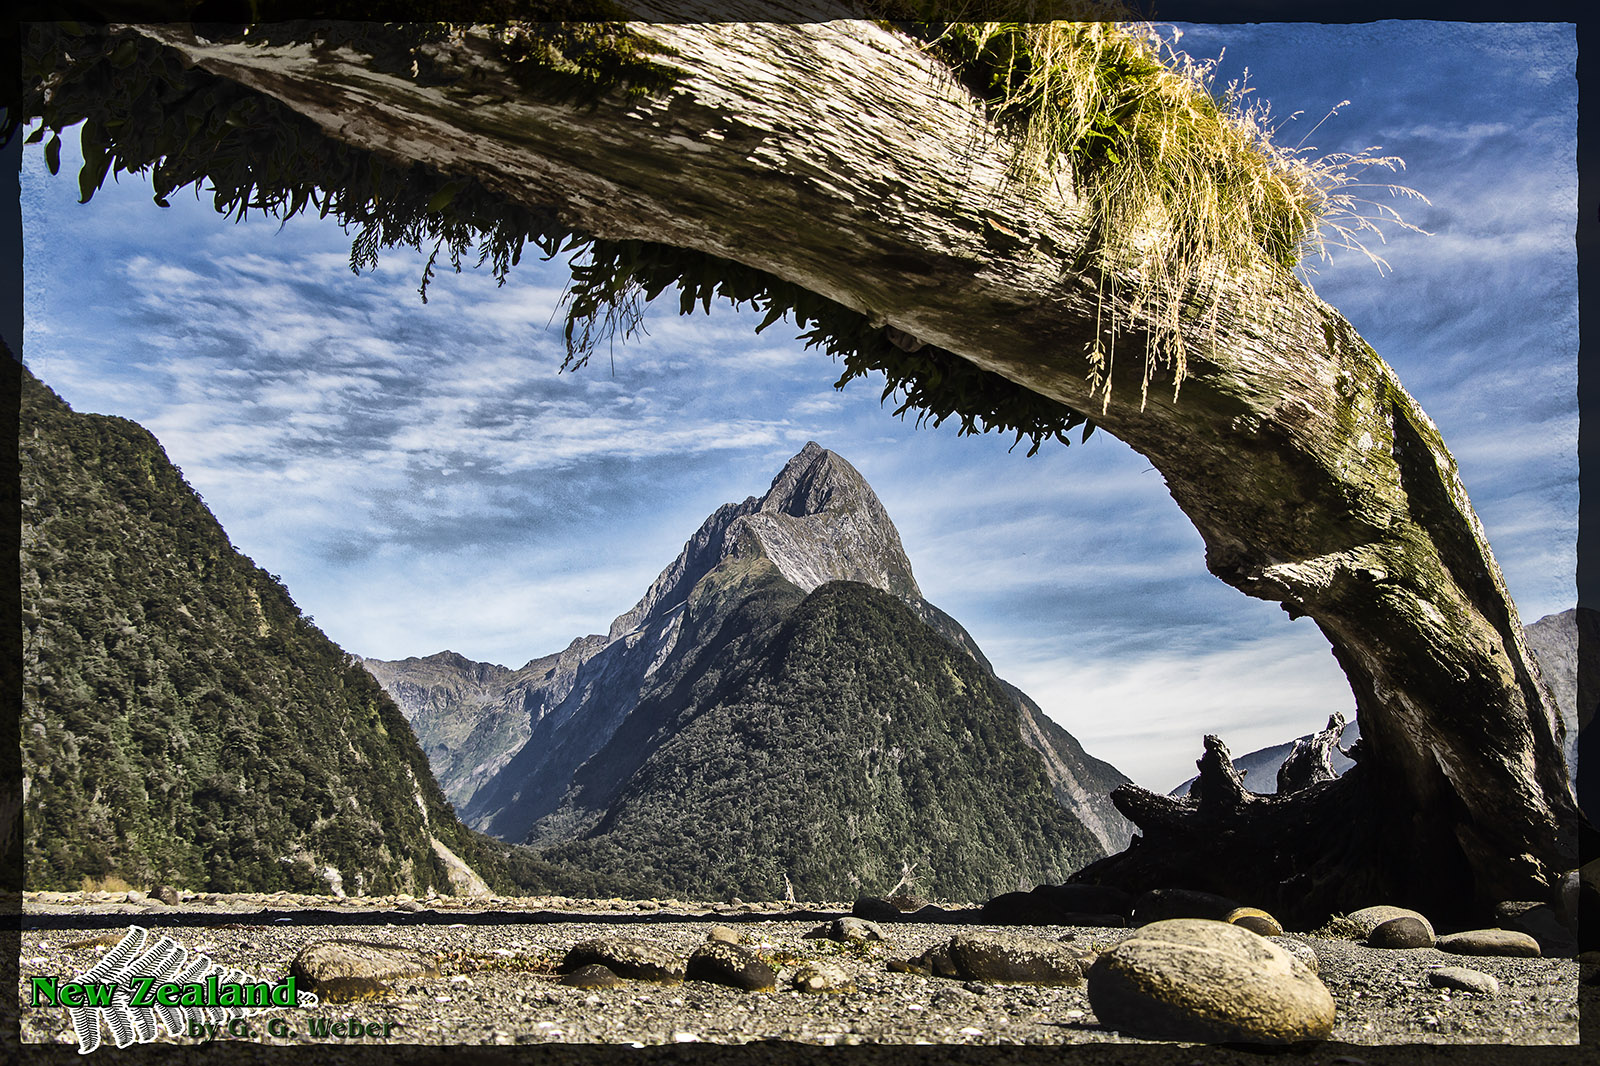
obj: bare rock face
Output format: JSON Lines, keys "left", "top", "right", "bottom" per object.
{"left": 1087, "top": 919, "right": 1336, "bottom": 1044}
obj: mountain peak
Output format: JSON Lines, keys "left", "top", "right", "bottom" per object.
{"left": 607, "top": 444, "right": 920, "bottom": 640}
{"left": 758, "top": 442, "right": 864, "bottom": 519}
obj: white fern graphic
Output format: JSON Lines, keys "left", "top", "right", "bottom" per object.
{"left": 67, "top": 925, "right": 318, "bottom": 1054}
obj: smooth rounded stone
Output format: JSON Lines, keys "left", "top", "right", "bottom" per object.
{"left": 1436, "top": 928, "right": 1541, "bottom": 957}
{"left": 1368, "top": 916, "right": 1435, "bottom": 949}
{"left": 1342, "top": 905, "right": 1436, "bottom": 942}
{"left": 943, "top": 931, "right": 1084, "bottom": 986}
{"left": 707, "top": 926, "right": 741, "bottom": 944}
{"left": 792, "top": 960, "right": 853, "bottom": 993}
{"left": 152, "top": 885, "right": 180, "bottom": 906}
{"left": 1266, "top": 937, "right": 1318, "bottom": 975}
{"left": 1428, "top": 967, "right": 1499, "bottom": 996}
{"left": 685, "top": 941, "right": 776, "bottom": 992}
{"left": 124, "top": 890, "right": 147, "bottom": 904}
{"left": 1087, "top": 919, "right": 1335, "bottom": 1045}
{"left": 290, "top": 939, "right": 439, "bottom": 1002}
{"left": 804, "top": 917, "right": 885, "bottom": 943}
{"left": 1226, "top": 907, "right": 1284, "bottom": 937}
{"left": 1131, "top": 888, "right": 1241, "bottom": 925}
{"left": 562, "top": 936, "right": 685, "bottom": 983}
{"left": 851, "top": 896, "right": 902, "bottom": 923}
{"left": 560, "top": 964, "right": 627, "bottom": 990}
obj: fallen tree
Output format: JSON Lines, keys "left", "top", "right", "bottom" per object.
{"left": 19, "top": 8, "right": 1581, "bottom": 922}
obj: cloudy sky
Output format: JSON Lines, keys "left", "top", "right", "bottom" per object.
{"left": 21, "top": 22, "right": 1576, "bottom": 793}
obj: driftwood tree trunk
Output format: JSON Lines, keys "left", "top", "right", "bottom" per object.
{"left": 114, "top": 14, "right": 1578, "bottom": 921}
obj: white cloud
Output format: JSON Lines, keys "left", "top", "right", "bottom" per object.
{"left": 995, "top": 629, "right": 1356, "bottom": 792}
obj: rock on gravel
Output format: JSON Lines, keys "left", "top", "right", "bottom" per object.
{"left": 685, "top": 941, "right": 777, "bottom": 991}
{"left": 1437, "top": 929, "right": 1542, "bottom": 957}
{"left": 792, "top": 960, "right": 853, "bottom": 993}
{"left": 562, "top": 936, "right": 685, "bottom": 982}
{"left": 1369, "top": 916, "right": 1435, "bottom": 949}
{"left": 805, "top": 917, "right": 885, "bottom": 943}
{"left": 944, "top": 931, "right": 1085, "bottom": 985}
{"left": 1343, "top": 905, "right": 1436, "bottom": 941}
{"left": 1225, "top": 907, "right": 1284, "bottom": 937}
{"left": 1088, "top": 918, "right": 1336, "bottom": 1044}
{"left": 560, "top": 963, "right": 627, "bottom": 989}
{"left": 289, "top": 939, "right": 438, "bottom": 1002}
{"left": 1428, "top": 966, "right": 1500, "bottom": 995}
{"left": 851, "top": 897, "right": 902, "bottom": 923}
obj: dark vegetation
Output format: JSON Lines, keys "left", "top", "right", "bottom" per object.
{"left": 19, "top": 368, "right": 516, "bottom": 894}
{"left": 531, "top": 579, "right": 1104, "bottom": 901}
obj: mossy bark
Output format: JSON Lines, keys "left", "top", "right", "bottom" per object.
{"left": 118, "top": 17, "right": 1579, "bottom": 918}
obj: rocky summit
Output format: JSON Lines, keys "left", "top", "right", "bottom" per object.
{"left": 367, "top": 444, "right": 1135, "bottom": 900}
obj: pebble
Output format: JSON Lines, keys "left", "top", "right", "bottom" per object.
{"left": 1428, "top": 967, "right": 1499, "bottom": 996}
{"left": 1368, "top": 916, "right": 1434, "bottom": 949}
{"left": 1087, "top": 918, "right": 1335, "bottom": 1044}
{"left": 1436, "top": 929, "right": 1541, "bottom": 957}
{"left": 707, "top": 926, "right": 741, "bottom": 944}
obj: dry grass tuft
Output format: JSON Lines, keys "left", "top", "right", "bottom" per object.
{"left": 921, "top": 17, "right": 1427, "bottom": 408}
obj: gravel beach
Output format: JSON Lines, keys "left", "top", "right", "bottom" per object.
{"left": 15, "top": 891, "right": 1586, "bottom": 1059}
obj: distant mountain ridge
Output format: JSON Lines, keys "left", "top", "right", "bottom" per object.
{"left": 367, "top": 443, "right": 1136, "bottom": 898}
{"left": 20, "top": 367, "right": 502, "bottom": 896}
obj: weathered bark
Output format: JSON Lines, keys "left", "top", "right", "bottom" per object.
{"left": 109, "top": 15, "right": 1579, "bottom": 919}
{"left": 1277, "top": 712, "right": 1348, "bottom": 794}
{"left": 1075, "top": 734, "right": 1391, "bottom": 928}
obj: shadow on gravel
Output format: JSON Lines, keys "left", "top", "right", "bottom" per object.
{"left": 18, "top": 908, "right": 857, "bottom": 932}
{"left": 6, "top": 1040, "right": 1593, "bottom": 1066}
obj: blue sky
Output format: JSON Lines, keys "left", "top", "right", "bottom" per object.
{"left": 21, "top": 22, "right": 1576, "bottom": 792}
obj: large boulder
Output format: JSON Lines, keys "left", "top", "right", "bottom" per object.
{"left": 1087, "top": 919, "right": 1336, "bottom": 1044}
{"left": 944, "top": 931, "right": 1085, "bottom": 985}
{"left": 685, "top": 941, "right": 777, "bottom": 991}
{"left": 561, "top": 936, "right": 684, "bottom": 983}
{"left": 289, "top": 940, "right": 438, "bottom": 1002}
